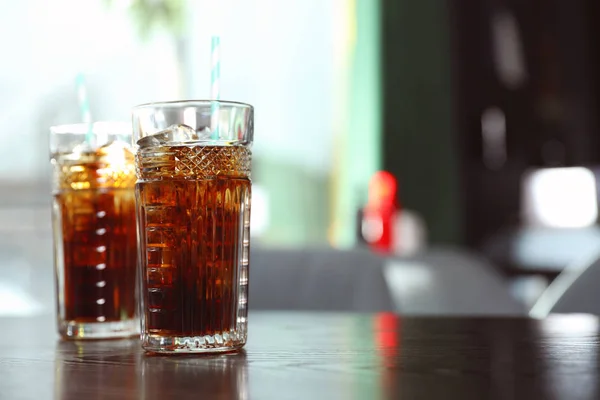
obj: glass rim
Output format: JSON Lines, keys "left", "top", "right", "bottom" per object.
{"left": 50, "top": 121, "right": 132, "bottom": 136}
{"left": 133, "top": 99, "right": 253, "bottom": 111}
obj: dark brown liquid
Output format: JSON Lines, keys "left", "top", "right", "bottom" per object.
{"left": 54, "top": 144, "right": 138, "bottom": 323}
{"left": 136, "top": 145, "right": 251, "bottom": 337}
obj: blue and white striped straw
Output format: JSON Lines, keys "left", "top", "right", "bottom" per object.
{"left": 75, "top": 73, "right": 94, "bottom": 145}
{"left": 210, "top": 35, "right": 221, "bottom": 140}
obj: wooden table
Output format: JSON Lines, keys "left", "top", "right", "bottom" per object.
{"left": 2, "top": 312, "right": 599, "bottom": 399}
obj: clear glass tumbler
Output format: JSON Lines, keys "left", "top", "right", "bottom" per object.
{"left": 50, "top": 122, "right": 139, "bottom": 339}
{"left": 133, "top": 100, "right": 253, "bottom": 353}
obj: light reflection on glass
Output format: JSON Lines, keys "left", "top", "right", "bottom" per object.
{"left": 183, "top": 107, "right": 197, "bottom": 129}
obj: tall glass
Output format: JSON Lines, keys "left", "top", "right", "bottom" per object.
{"left": 50, "top": 122, "right": 139, "bottom": 339}
{"left": 133, "top": 101, "right": 253, "bottom": 353}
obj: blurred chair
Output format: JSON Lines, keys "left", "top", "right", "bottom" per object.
{"left": 250, "top": 247, "right": 395, "bottom": 312}
{"left": 483, "top": 226, "right": 600, "bottom": 278}
{"left": 385, "top": 248, "right": 526, "bottom": 316}
{"left": 530, "top": 247, "right": 600, "bottom": 318}
{"left": 250, "top": 247, "right": 526, "bottom": 315}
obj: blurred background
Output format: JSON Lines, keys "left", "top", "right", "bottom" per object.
{"left": 3, "top": 0, "right": 600, "bottom": 318}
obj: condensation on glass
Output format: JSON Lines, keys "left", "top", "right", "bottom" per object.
{"left": 50, "top": 122, "right": 139, "bottom": 339}
{"left": 133, "top": 101, "right": 253, "bottom": 353}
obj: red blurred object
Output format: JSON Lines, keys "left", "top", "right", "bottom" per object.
{"left": 374, "top": 312, "right": 400, "bottom": 366}
{"left": 361, "top": 171, "right": 400, "bottom": 254}
{"left": 374, "top": 313, "right": 401, "bottom": 398}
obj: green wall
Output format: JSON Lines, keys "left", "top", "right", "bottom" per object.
{"left": 381, "top": 0, "right": 462, "bottom": 244}
{"left": 253, "top": 158, "right": 330, "bottom": 246}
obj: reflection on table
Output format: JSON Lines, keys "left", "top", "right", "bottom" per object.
{"left": 1, "top": 313, "right": 599, "bottom": 399}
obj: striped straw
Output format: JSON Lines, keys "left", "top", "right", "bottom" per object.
{"left": 210, "top": 35, "right": 221, "bottom": 140}
{"left": 75, "top": 73, "right": 94, "bottom": 145}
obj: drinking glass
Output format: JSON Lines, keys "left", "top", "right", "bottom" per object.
{"left": 50, "top": 122, "right": 139, "bottom": 339}
{"left": 133, "top": 101, "right": 253, "bottom": 353}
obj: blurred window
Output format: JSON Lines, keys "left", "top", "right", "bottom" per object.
{"left": 0, "top": 0, "right": 336, "bottom": 246}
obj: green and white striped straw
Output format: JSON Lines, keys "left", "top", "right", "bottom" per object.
{"left": 75, "top": 73, "right": 94, "bottom": 146}
{"left": 210, "top": 35, "right": 221, "bottom": 140}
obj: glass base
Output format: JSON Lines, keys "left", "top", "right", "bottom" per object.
{"left": 142, "top": 331, "right": 247, "bottom": 354}
{"left": 59, "top": 319, "right": 140, "bottom": 340}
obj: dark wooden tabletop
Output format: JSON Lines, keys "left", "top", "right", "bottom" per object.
{"left": 1, "top": 312, "right": 599, "bottom": 399}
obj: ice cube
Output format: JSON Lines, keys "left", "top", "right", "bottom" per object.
{"left": 96, "top": 141, "right": 134, "bottom": 164}
{"left": 136, "top": 135, "right": 161, "bottom": 148}
{"left": 137, "top": 124, "right": 198, "bottom": 148}
{"left": 196, "top": 126, "right": 213, "bottom": 140}
{"left": 71, "top": 143, "right": 94, "bottom": 155}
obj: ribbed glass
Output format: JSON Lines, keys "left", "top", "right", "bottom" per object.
{"left": 133, "top": 101, "right": 253, "bottom": 353}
